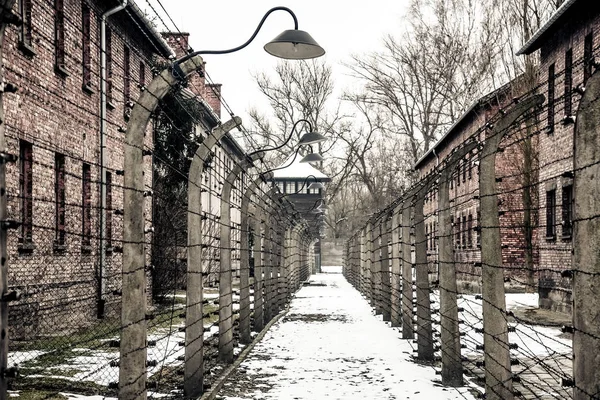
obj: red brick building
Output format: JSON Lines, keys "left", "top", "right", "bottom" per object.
{"left": 415, "top": 84, "right": 537, "bottom": 292}
{"left": 3, "top": 0, "right": 172, "bottom": 338}
{"left": 517, "top": 0, "right": 600, "bottom": 312}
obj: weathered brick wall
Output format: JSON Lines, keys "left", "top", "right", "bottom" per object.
{"left": 3, "top": 0, "right": 161, "bottom": 338}
{"left": 417, "top": 92, "right": 533, "bottom": 293}
{"left": 534, "top": 8, "right": 600, "bottom": 312}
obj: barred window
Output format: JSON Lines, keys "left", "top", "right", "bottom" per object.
{"left": 54, "top": 0, "right": 65, "bottom": 71}
{"left": 55, "top": 153, "right": 66, "bottom": 246}
{"left": 124, "top": 46, "right": 131, "bottom": 105}
{"left": 561, "top": 185, "right": 573, "bottom": 239}
{"left": 139, "top": 61, "right": 146, "bottom": 87}
{"left": 82, "top": 3, "right": 91, "bottom": 89}
{"left": 548, "top": 64, "right": 555, "bottom": 129}
{"left": 467, "top": 214, "right": 473, "bottom": 248}
{"left": 18, "top": 0, "right": 33, "bottom": 49}
{"left": 106, "top": 28, "right": 113, "bottom": 103}
{"left": 106, "top": 172, "right": 113, "bottom": 249}
{"left": 20, "top": 141, "right": 33, "bottom": 243}
{"left": 564, "top": 49, "right": 573, "bottom": 117}
{"left": 546, "top": 189, "right": 556, "bottom": 240}
{"left": 584, "top": 32, "right": 593, "bottom": 84}
{"left": 82, "top": 163, "right": 92, "bottom": 247}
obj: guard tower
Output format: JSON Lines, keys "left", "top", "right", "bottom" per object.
{"left": 270, "top": 154, "right": 330, "bottom": 272}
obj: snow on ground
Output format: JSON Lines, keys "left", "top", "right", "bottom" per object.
{"left": 219, "top": 272, "right": 475, "bottom": 400}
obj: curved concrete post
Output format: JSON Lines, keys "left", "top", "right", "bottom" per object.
{"left": 479, "top": 95, "right": 543, "bottom": 400}
{"left": 401, "top": 197, "right": 415, "bottom": 339}
{"left": 240, "top": 175, "right": 269, "bottom": 343}
{"left": 121, "top": 52, "right": 219, "bottom": 400}
{"left": 381, "top": 214, "right": 392, "bottom": 322}
{"left": 219, "top": 162, "right": 246, "bottom": 363}
{"left": 414, "top": 181, "right": 435, "bottom": 361}
{"left": 390, "top": 206, "right": 402, "bottom": 327}
{"left": 437, "top": 141, "right": 477, "bottom": 386}
{"left": 186, "top": 118, "right": 241, "bottom": 396}
{"left": 573, "top": 69, "right": 600, "bottom": 400}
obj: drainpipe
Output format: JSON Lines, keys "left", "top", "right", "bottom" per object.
{"left": 99, "top": 0, "right": 127, "bottom": 318}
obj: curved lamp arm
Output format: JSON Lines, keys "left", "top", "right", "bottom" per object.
{"left": 248, "top": 119, "right": 312, "bottom": 158}
{"left": 172, "top": 7, "right": 299, "bottom": 80}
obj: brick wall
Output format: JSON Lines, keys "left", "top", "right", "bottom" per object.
{"left": 533, "top": 7, "right": 600, "bottom": 312}
{"left": 3, "top": 0, "right": 163, "bottom": 338}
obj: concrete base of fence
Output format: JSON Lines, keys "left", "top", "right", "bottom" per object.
{"left": 198, "top": 287, "right": 299, "bottom": 400}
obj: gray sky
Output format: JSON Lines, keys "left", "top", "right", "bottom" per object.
{"left": 145, "top": 0, "right": 409, "bottom": 124}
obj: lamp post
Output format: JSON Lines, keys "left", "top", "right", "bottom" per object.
{"left": 119, "top": 7, "right": 324, "bottom": 400}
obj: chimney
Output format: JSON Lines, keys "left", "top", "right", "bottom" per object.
{"left": 161, "top": 32, "right": 190, "bottom": 59}
{"left": 205, "top": 84, "right": 222, "bottom": 118}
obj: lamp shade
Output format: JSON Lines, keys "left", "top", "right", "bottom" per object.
{"left": 307, "top": 182, "right": 325, "bottom": 190}
{"left": 300, "top": 153, "right": 324, "bottom": 163}
{"left": 298, "top": 131, "right": 327, "bottom": 146}
{"left": 264, "top": 30, "right": 325, "bottom": 59}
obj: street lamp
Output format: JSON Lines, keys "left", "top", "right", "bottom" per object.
{"left": 172, "top": 6, "right": 325, "bottom": 80}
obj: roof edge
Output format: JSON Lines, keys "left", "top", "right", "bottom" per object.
{"left": 516, "top": 0, "right": 578, "bottom": 55}
{"left": 127, "top": 1, "right": 175, "bottom": 59}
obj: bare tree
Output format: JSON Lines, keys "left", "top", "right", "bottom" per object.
{"left": 347, "top": 0, "right": 497, "bottom": 166}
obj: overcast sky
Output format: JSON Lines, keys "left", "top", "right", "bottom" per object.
{"left": 145, "top": 0, "right": 410, "bottom": 125}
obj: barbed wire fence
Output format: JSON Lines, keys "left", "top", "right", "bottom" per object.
{"left": 0, "top": 1, "right": 317, "bottom": 399}
{"left": 344, "top": 49, "right": 600, "bottom": 399}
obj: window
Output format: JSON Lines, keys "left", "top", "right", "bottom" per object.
{"left": 425, "top": 224, "right": 429, "bottom": 251}
{"left": 468, "top": 153, "right": 473, "bottom": 180}
{"left": 106, "top": 28, "right": 113, "bottom": 103}
{"left": 461, "top": 215, "right": 467, "bottom": 249}
{"left": 54, "top": 0, "right": 65, "bottom": 72}
{"left": 564, "top": 49, "right": 573, "bottom": 117}
{"left": 454, "top": 215, "right": 460, "bottom": 248}
{"left": 55, "top": 153, "right": 66, "bottom": 247}
{"left": 18, "top": 0, "right": 33, "bottom": 50}
{"left": 457, "top": 161, "right": 461, "bottom": 187}
{"left": 124, "top": 46, "right": 131, "bottom": 105}
{"left": 82, "top": 3, "right": 91, "bottom": 90}
{"left": 546, "top": 189, "right": 556, "bottom": 240}
{"left": 462, "top": 157, "right": 467, "bottom": 183}
{"left": 467, "top": 214, "right": 473, "bottom": 248}
{"left": 106, "top": 172, "right": 112, "bottom": 249}
{"left": 548, "top": 64, "right": 555, "bottom": 129}
{"left": 139, "top": 61, "right": 146, "bottom": 87}
{"left": 584, "top": 32, "right": 593, "bottom": 84}
{"left": 476, "top": 208, "right": 481, "bottom": 248}
{"left": 277, "top": 181, "right": 284, "bottom": 193}
{"left": 20, "top": 141, "right": 33, "bottom": 244}
{"left": 82, "top": 164, "right": 92, "bottom": 247}
{"left": 561, "top": 185, "right": 573, "bottom": 239}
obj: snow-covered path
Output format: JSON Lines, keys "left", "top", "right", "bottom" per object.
{"left": 219, "top": 271, "right": 475, "bottom": 400}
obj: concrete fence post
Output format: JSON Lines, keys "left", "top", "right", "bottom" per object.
{"left": 479, "top": 95, "right": 543, "bottom": 400}
{"left": 381, "top": 215, "right": 392, "bottom": 322}
{"left": 120, "top": 53, "right": 224, "bottom": 400}
{"left": 367, "top": 222, "right": 375, "bottom": 306}
{"left": 374, "top": 220, "right": 383, "bottom": 315}
{"left": 252, "top": 202, "right": 265, "bottom": 333}
{"left": 438, "top": 142, "right": 476, "bottom": 386}
{"left": 573, "top": 70, "right": 600, "bottom": 400}
{"left": 186, "top": 119, "right": 241, "bottom": 396}
{"left": 415, "top": 183, "right": 434, "bottom": 361}
{"left": 390, "top": 206, "right": 402, "bottom": 327}
{"left": 240, "top": 175, "right": 267, "bottom": 344}
{"left": 401, "top": 199, "right": 415, "bottom": 339}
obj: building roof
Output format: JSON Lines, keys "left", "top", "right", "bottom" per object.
{"left": 124, "top": 1, "right": 174, "bottom": 59}
{"left": 272, "top": 153, "right": 330, "bottom": 181}
{"left": 413, "top": 82, "right": 514, "bottom": 170}
{"left": 516, "top": 0, "right": 579, "bottom": 55}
